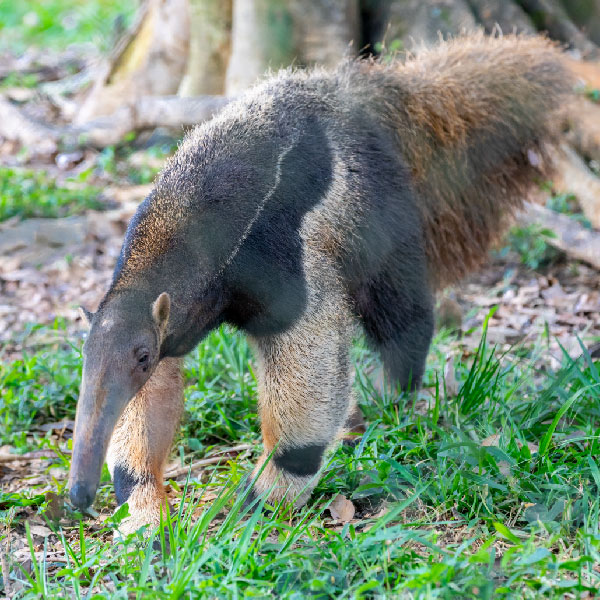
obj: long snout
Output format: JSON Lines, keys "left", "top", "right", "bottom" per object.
{"left": 69, "top": 384, "right": 130, "bottom": 510}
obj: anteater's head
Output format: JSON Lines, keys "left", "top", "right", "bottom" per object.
{"left": 68, "top": 291, "right": 170, "bottom": 510}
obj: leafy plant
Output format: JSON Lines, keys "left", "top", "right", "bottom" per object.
{"left": 503, "top": 223, "right": 560, "bottom": 270}
{"left": 0, "top": 0, "right": 137, "bottom": 53}
{"left": 0, "top": 340, "right": 81, "bottom": 446}
{"left": 0, "top": 167, "right": 103, "bottom": 221}
{"left": 547, "top": 192, "right": 592, "bottom": 228}
{"left": 585, "top": 88, "right": 600, "bottom": 103}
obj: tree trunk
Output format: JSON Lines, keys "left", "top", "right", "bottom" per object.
{"left": 517, "top": 0, "right": 600, "bottom": 58}
{"left": 287, "top": 0, "right": 360, "bottom": 67}
{"left": 467, "top": 0, "right": 536, "bottom": 33}
{"left": 225, "top": 0, "right": 360, "bottom": 94}
{"left": 75, "top": 0, "right": 190, "bottom": 124}
{"left": 564, "top": 96, "right": 600, "bottom": 164}
{"left": 225, "top": 0, "right": 297, "bottom": 95}
{"left": 560, "top": 0, "right": 600, "bottom": 46}
{"left": 523, "top": 203, "right": 600, "bottom": 269}
{"left": 552, "top": 145, "right": 600, "bottom": 229}
{"left": 368, "top": 0, "right": 478, "bottom": 52}
{"left": 178, "top": 0, "right": 233, "bottom": 96}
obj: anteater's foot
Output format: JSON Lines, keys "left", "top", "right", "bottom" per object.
{"left": 112, "top": 479, "right": 171, "bottom": 538}
{"left": 243, "top": 455, "right": 320, "bottom": 510}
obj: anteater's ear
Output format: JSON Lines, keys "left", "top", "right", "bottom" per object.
{"left": 79, "top": 306, "right": 94, "bottom": 328}
{"left": 152, "top": 292, "right": 170, "bottom": 337}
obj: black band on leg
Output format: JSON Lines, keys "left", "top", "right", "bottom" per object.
{"left": 114, "top": 465, "right": 150, "bottom": 505}
{"left": 274, "top": 443, "right": 326, "bottom": 477}
{"left": 241, "top": 486, "right": 258, "bottom": 509}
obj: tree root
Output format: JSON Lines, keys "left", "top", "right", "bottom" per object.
{"left": 564, "top": 96, "right": 600, "bottom": 164}
{"left": 523, "top": 202, "right": 600, "bottom": 270}
{"left": 552, "top": 145, "right": 600, "bottom": 229}
{"left": 0, "top": 94, "right": 230, "bottom": 152}
{"left": 517, "top": 0, "right": 600, "bottom": 59}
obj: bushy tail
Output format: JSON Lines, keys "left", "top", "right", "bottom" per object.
{"left": 349, "top": 34, "right": 572, "bottom": 287}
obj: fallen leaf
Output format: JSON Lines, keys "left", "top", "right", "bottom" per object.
{"left": 526, "top": 441, "right": 539, "bottom": 454}
{"left": 328, "top": 494, "right": 355, "bottom": 522}
{"left": 514, "top": 440, "right": 539, "bottom": 454}
{"left": 28, "top": 524, "right": 53, "bottom": 538}
{"left": 498, "top": 461, "right": 511, "bottom": 476}
{"left": 541, "top": 281, "right": 567, "bottom": 302}
{"left": 481, "top": 434, "right": 500, "bottom": 447}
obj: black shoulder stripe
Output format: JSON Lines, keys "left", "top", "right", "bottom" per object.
{"left": 274, "top": 443, "right": 326, "bottom": 477}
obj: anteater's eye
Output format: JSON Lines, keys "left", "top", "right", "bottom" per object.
{"left": 135, "top": 348, "right": 150, "bottom": 371}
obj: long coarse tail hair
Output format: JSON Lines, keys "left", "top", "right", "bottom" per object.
{"left": 346, "top": 33, "right": 573, "bottom": 287}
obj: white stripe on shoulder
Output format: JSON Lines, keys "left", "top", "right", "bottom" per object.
{"left": 217, "top": 134, "right": 299, "bottom": 275}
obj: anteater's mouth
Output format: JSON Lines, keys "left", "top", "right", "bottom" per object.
{"left": 69, "top": 480, "right": 98, "bottom": 510}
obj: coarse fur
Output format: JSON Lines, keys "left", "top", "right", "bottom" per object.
{"left": 69, "top": 34, "right": 572, "bottom": 533}
{"left": 105, "top": 357, "right": 183, "bottom": 533}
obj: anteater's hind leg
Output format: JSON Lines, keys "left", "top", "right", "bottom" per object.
{"left": 353, "top": 270, "right": 434, "bottom": 390}
{"left": 106, "top": 357, "right": 184, "bottom": 535}
{"left": 246, "top": 291, "right": 355, "bottom": 508}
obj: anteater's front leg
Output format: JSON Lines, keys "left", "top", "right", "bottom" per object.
{"left": 247, "top": 300, "right": 354, "bottom": 507}
{"left": 106, "top": 357, "right": 184, "bottom": 535}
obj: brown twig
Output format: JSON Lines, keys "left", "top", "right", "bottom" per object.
{"left": 164, "top": 443, "right": 252, "bottom": 479}
{"left": 1, "top": 525, "right": 11, "bottom": 598}
{"left": 0, "top": 94, "right": 231, "bottom": 152}
{"left": 0, "top": 449, "right": 71, "bottom": 464}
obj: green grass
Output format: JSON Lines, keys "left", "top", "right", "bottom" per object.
{"left": 2, "top": 320, "right": 600, "bottom": 598}
{"left": 96, "top": 142, "right": 171, "bottom": 186}
{"left": 0, "top": 0, "right": 136, "bottom": 53}
{"left": 0, "top": 167, "right": 103, "bottom": 222}
{"left": 0, "top": 333, "right": 80, "bottom": 449}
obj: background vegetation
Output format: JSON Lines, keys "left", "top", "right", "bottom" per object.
{"left": 1, "top": 0, "right": 600, "bottom": 598}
